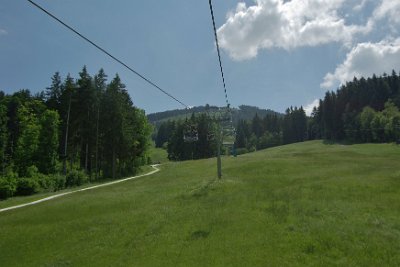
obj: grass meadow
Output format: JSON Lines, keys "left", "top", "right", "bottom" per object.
{"left": 0, "top": 141, "right": 399, "bottom": 266}
{"left": 148, "top": 143, "right": 169, "bottom": 164}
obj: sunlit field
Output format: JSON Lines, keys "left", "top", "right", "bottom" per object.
{"left": 1, "top": 141, "right": 399, "bottom": 266}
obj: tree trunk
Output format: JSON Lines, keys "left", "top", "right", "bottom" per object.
{"left": 112, "top": 147, "right": 116, "bottom": 180}
{"left": 95, "top": 105, "right": 99, "bottom": 180}
{"left": 63, "top": 94, "right": 71, "bottom": 176}
{"left": 85, "top": 143, "right": 89, "bottom": 173}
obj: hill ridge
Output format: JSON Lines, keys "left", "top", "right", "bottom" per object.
{"left": 147, "top": 104, "right": 282, "bottom": 126}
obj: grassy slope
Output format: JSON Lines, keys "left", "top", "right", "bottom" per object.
{"left": 0, "top": 166, "right": 154, "bottom": 210}
{"left": 148, "top": 145, "right": 169, "bottom": 164}
{"left": 0, "top": 141, "right": 399, "bottom": 266}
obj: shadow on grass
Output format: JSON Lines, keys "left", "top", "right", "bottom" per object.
{"left": 179, "top": 179, "right": 218, "bottom": 200}
{"left": 190, "top": 230, "right": 210, "bottom": 240}
{"left": 322, "top": 139, "right": 355, "bottom": 145}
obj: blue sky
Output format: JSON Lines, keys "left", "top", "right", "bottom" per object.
{"left": 1, "top": 0, "right": 400, "bottom": 114}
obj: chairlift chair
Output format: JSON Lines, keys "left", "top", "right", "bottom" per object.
{"left": 218, "top": 107, "right": 235, "bottom": 145}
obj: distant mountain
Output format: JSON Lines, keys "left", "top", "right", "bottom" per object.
{"left": 147, "top": 105, "right": 282, "bottom": 127}
{"left": 233, "top": 105, "right": 283, "bottom": 121}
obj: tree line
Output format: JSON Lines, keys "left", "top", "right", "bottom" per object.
{"left": 147, "top": 104, "right": 278, "bottom": 127}
{"left": 156, "top": 113, "right": 218, "bottom": 161}
{"left": 155, "top": 71, "right": 400, "bottom": 161}
{"left": 155, "top": 106, "right": 308, "bottom": 160}
{"left": 235, "top": 107, "right": 307, "bottom": 153}
{"left": 0, "top": 66, "right": 151, "bottom": 199}
{"left": 310, "top": 71, "right": 400, "bottom": 142}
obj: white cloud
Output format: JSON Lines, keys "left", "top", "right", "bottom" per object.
{"left": 304, "top": 98, "right": 320, "bottom": 116}
{"left": 0, "top": 29, "right": 7, "bottom": 36}
{"left": 372, "top": 0, "right": 400, "bottom": 25}
{"left": 321, "top": 39, "right": 400, "bottom": 89}
{"left": 217, "top": 0, "right": 369, "bottom": 60}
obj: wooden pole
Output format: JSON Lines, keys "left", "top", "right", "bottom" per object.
{"left": 217, "top": 126, "right": 222, "bottom": 179}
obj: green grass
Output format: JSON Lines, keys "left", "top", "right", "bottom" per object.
{"left": 148, "top": 145, "right": 169, "bottom": 164}
{"left": 1, "top": 141, "right": 399, "bottom": 266}
{"left": 0, "top": 165, "right": 154, "bottom": 210}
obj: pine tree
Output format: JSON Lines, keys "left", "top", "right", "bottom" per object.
{"left": 37, "top": 110, "right": 60, "bottom": 174}
{"left": 75, "top": 66, "right": 95, "bottom": 173}
{"left": 0, "top": 103, "right": 8, "bottom": 174}
{"left": 93, "top": 69, "right": 107, "bottom": 179}
{"left": 101, "top": 74, "right": 130, "bottom": 178}
{"left": 251, "top": 113, "right": 263, "bottom": 138}
{"left": 235, "top": 119, "right": 250, "bottom": 148}
{"left": 45, "top": 72, "right": 62, "bottom": 111}
{"left": 59, "top": 74, "right": 75, "bottom": 174}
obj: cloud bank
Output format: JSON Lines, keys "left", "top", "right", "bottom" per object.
{"left": 217, "top": 0, "right": 369, "bottom": 60}
{"left": 372, "top": 0, "right": 400, "bottom": 26}
{"left": 217, "top": 0, "right": 400, "bottom": 92}
{"left": 321, "top": 39, "right": 400, "bottom": 88}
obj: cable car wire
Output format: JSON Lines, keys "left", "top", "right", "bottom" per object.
{"left": 27, "top": 0, "right": 189, "bottom": 109}
{"left": 208, "top": 0, "right": 237, "bottom": 157}
{"left": 208, "top": 0, "right": 230, "bottom": 109}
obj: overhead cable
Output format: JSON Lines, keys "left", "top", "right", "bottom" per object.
{"left": 27, "top": 0, "right": 189, "bottom": 109}
{"left": 208, "top": 0, "right": 230, "bottom": 109}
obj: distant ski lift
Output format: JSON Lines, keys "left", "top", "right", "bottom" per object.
{"left": 183, "top": 124, "right": 198, "bottom": 142}
{"left": 220, "top": 116, "right": 231, "bottom": 123}
{"left": 219, "top": 108, "right": 232, "bottom": 123}
{"left": 222, "top": 127, "right": 235, "bottom": 136}
{"left": 220, "top": 108, "right": 235, "bottom": 145}
{"left": 222, "top": 127, "right": 236, "bottom": 145}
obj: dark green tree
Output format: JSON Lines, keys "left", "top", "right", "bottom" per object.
{"left": 45, "top": 72, "right": 63, "bottom": 111}
{"left": 59, "top": 74, "right": 75, "bottom": 174}
{"left": 235, "top": 119, "right": 250, "bottom": 148}
{"left": 37, "top": 110, "right": 60, "bottom": 174}
{"left": 359, "top": 106, "right": 375, "bottom": 142}
{"left": 100, "top": 74, "right": 150, "bottom": 178}
{"left": 14, "top": 102, "right": 43, "bottom": 176}
{"left": 0, "top": 103, "right": 8, "bottom": 174}
{"left": 282, "top": 107, "right": 307, "bottom": 144}
{"left": 93, "top": 68, "right": 107, "bottom": 179}
{"left": 75, "top": 66, "right": 95, "bottom": 173}
{"left": 251, "top": 113, "right": 263, "bottom": 138}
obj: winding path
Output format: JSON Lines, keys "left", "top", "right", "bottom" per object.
{"left": 0, "top": 164, "right": 160, "bottom": 213}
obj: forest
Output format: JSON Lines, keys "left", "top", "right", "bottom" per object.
{"left": 155, "top": 106, "right": 308, "bottom": 160}
{"left": 147, "top": 104, "right": 278, "bottom": 127}
{"left": 155, "top": 71, "right": 400, "bottom": 161}
{"left": 2, "top": 70, "right": 399, "bottom": 198}
{"left": 158, "top": 113, "right": 219, "bottom": 161}
{"left": 0, "top": 67, "right": 151, "bottom": 199}
{"left": 310, "top": 71, "right": 400, "bottom": 142}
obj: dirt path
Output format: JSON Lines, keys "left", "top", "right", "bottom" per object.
{"left": 0, "top": 165, "right": 160, "bottom": 213}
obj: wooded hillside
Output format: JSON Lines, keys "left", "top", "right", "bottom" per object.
{"left": 0, "top": 67, "right": 151, "bottom": 199}
{"left": 310, "top": 71, "right": 400, "bottom": 142}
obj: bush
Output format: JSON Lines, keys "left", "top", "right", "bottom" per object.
{"left": 21, "top": 166, "right": 66, "bottom": 192}
{"left": 66, "top": 170, "right": 88, "bottom": 187}
{"left": 36, "top": 173, "right": 54, "bottom": 190}
{"left": 26, "top": 165, "right": 39, "bottom": 178}
{"left": 0, "top": 178, "right": 17, "bottom": 200}
{"left": 25, "top": 166, "right": 55, "bottom": 191}
{"left": 236, "top": 148, "right": 249, "bottom": 156}
{"left": 52, "top": 174, "right": 66, "bottom": 191}
{"left": 162, "top": 142, "right": 168, "bottom": 150}
{"left": 16, "top": 178, "right": 40, "bottom": 196}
